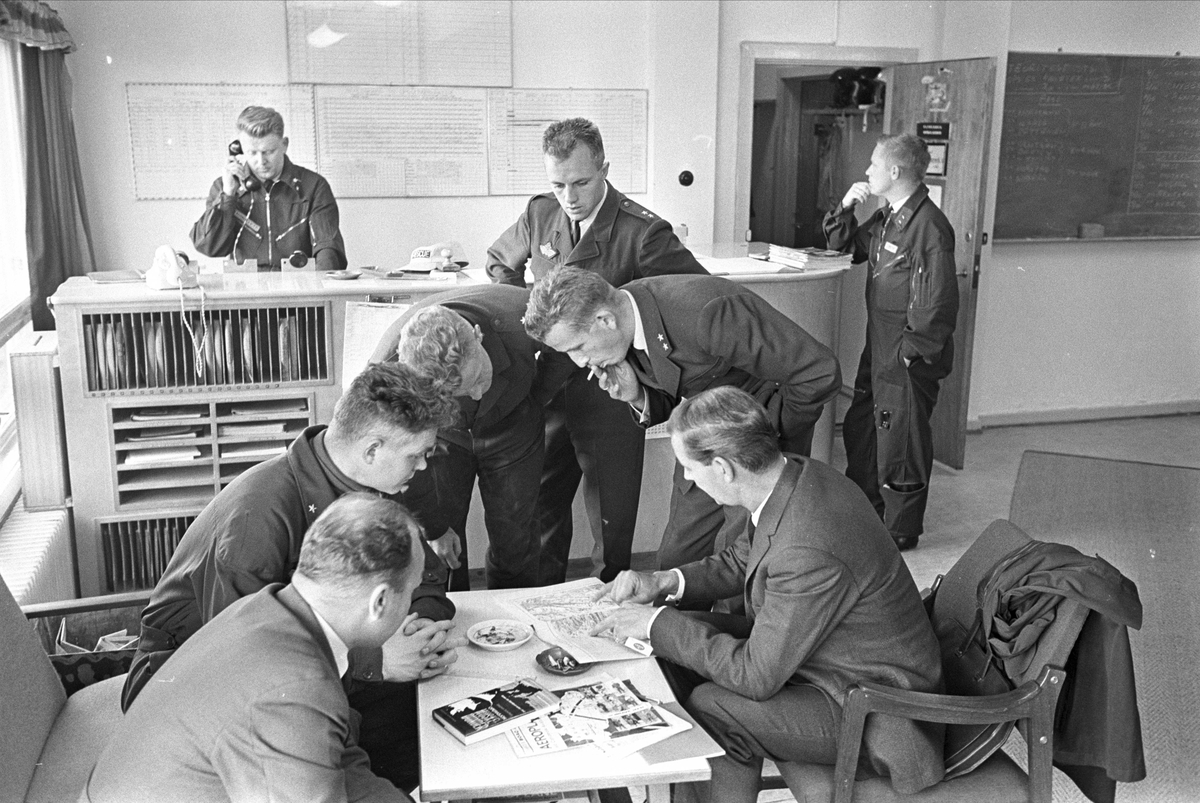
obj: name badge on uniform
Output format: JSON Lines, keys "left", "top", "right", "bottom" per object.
{"left": 234, "top": 211, "right": 261, "bottom": 234}
{"left": 883, "top": 241, "right": 899, "bottom": 253}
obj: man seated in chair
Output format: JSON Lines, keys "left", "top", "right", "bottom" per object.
{"left": 593, "top": 387, "right": 945, "bottom": 803}
{"left": 122, "top": 362, "right": 462, "bottom": 792}
{"left": 86, "top": 495, "right": 425, "bottom": 803}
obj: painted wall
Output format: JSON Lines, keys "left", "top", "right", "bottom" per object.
{"left": 946, "top": 0, "right": 1200, "bottom": 423}
{"left": 53, "top": 0, "right": 723, "bottom": 275}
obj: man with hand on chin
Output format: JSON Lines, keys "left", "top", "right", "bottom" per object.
{"left": 191, "top": 105, "right": 347, "bottom": 271}
{"left": 591, "top": 387, "right": 943, "bottom": 803}
{"left": 824, "top": 133, "right": 958, "bottom": 552}
{"left": 122, "top": 362, "right": 462, "bottom": 792}
{"left": 523, "top": 266, "right": 839, "bottom": 574}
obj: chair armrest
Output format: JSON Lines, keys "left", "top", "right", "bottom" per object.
{"left": 21, "top": 591, "right": 152, "bottom": 619}
{"left": 845, "top": 665, "right": 1065, "bottom": 726}
{"left": 830, "top": 666, "right": 1066, "bottom": 803}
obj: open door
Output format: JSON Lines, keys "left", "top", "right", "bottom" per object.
{"left": 882, "top": 58, "right": 996, "bottom": 470}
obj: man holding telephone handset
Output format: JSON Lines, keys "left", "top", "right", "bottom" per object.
{"left": 191, "top": 105, "right": 347, "bottom": 272}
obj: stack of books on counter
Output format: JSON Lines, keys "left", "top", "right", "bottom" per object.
{"left": 765, "top": 244, "right": 853, "bottom": 270}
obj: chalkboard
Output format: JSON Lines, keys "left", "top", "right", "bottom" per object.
{"left": 995, "top": 52, "right": 1200, "bottom": 240}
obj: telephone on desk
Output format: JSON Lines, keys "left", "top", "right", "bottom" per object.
{"left": 146, "top": 245, "right": 199, "bottom": 290}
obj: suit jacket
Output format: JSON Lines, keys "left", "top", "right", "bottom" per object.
{"left": 368, "top": 285, "right": 575, "bottom": 434}
{"left": 624, "top": 276, "right": 841, "bottom": 451}
{"left": 486, "top": 182, "right": 708, "bottom": 287}
{"left": 87, "top": 585, "right": 408, "bottom": 803}
{"left": 651, "top": 457, "right": 945, "bottom": 794}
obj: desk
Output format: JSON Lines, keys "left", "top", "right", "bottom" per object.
{"left": 417, "top": 590, "right": 722, "bottom": 802}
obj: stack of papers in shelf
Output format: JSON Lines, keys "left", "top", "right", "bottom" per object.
{"left": 218, "top": 422, "right": 288, "bottom": 437}
{"left": 131, "top": 407, "right": 205, "bottom": 422}
{"left": 229, "top": 400, "right": 307, "bottom": 416}
{"left": 764, "top": 244, "right": 853, "bottom": 270}
{"left": 222, "top": 443, "right": 288, "bottom": 459}
{"left": 126, "top": 426, "right": 200, "bottom": 441}
{"left": 123, "top": 446, "right": 202, "bottom": 465}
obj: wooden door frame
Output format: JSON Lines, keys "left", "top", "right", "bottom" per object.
{"left": 735, "top": 42, "right": 918, "bottom": 244}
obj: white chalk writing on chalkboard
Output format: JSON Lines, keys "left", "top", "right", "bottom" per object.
{"left": 996, "top": 52, "right": 1200, "bottom": 239}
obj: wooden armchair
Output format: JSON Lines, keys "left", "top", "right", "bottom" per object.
{"left": 0, "top": 574, "right": 148, "bottom": 803}
{"left": 764, "top": 519, "right": 1091, "bottom": 803}
{"left": 771, "top": 665, "right": 1065, "bottom": 803}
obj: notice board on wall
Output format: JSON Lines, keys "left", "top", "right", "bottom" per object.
{"left": 995, "top": 52, "right": 1200, "bottom": 240}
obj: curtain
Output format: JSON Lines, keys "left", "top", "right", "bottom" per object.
{"left": 0, "top": 0, "right": 73, "bottom": 50}
{"left": 2, "top": 1, "right": 94, "bottom": 330}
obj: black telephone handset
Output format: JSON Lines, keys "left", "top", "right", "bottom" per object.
{"left": 227, "top": 140, "right": 261, "bottom": 192}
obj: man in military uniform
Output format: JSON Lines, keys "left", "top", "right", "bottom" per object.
{"left": 191, "top": 105, "right": 347, "bottom": 272}
{"left": 824, "top": 134, "right": 959, "bottom": 551}
{"left": 487, "top": 118, "right": 707, "bottom": 584}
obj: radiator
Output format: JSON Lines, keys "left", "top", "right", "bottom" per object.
{"left": 0, "top": 501, "right": 74, "bottom": 604}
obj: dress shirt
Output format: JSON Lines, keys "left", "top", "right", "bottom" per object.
{"left": 295, "top": 586, "right": 351, "bottom": 680}
{"left": 577, "top": 182, "right": 609, "bottom": 240}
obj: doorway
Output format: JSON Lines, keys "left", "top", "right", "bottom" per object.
{"left": 740, "top": 46, "right": 916, "bottom": 433}
{"left": 749, "top": 66, "right": 885, "bottom": 249}
{"left": 738, "top": 45, "right": 996, "bottom": 471}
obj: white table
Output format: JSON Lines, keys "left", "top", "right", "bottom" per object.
{"left": 417, "top": 590, "right": 722, "bottom": 802}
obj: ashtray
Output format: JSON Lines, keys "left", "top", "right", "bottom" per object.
{"left": 466, "top": 619, "right": 532, "bottom": 651}
{"left": 536, "top": 646, "right": 592, "bottom": 676}
{"left": 325, "top": 269, "right": 361, "bottom": 280}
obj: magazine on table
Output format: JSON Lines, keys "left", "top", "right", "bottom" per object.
{"left": 506, "top": 676, "right": 691, "bottom": 758}
{"left": 432, "top": 677, "right": 560, "bottom": 745}
{"left": 502, "top": 578, "right": 652, "bottom": 663}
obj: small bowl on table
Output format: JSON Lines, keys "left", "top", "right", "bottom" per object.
{"left": 466, "top": 619, "right": 533, "bottom": 651}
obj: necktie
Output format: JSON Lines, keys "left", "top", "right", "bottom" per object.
{"left": 874, "top": 207, "right": 893, "bottom": 267}
{"left": 570, "top": 220, "right": 580, "bottom": 248}
{"left": 628, "top": 348, "right": 654, "bottom": 385}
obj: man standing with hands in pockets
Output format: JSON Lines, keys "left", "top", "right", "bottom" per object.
{"left": 824, "top": 134, "right": 959, "bottom": 552}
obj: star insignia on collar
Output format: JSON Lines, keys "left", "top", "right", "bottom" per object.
{"left": 662, "top": 342, "right": 670, "bottom": 351}
{"left": 308, "top": 504, "right": 317, "bottom": 514}
{"left": 657, "top": 334, "right": 665, "bottom": 341}
{"left": 539, "top": 242, "right": 557, "bottom": 259}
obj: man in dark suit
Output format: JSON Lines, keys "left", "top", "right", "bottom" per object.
{"left": 122, "top": 363, "right": 461, "bottom": 792}
{"left": 86, "top": 494, "right": 424, "bottom": 803}
{"left": 487, "top": 117, "right": 707, "bottom": 584}
{"left": 523, "top": 266, "right": 841, "bottom": 572}
{"left": 593, "top": 387, "right": 944, "bottom": 803}
{"left": 370, "top": 285, "right": 575, "bottom": 590}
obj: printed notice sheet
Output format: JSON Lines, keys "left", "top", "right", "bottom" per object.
{"left": 341, "top": 302, "right": 409, "bottom": 391}
{"left": 315, "top": 85, "right": 489, "bottom": 197}
{"left": 502, "top": 578, "right": 650, "bottom": 664}
{"left": 126, "top": 84, "right": 316, "bottom": 200}
{"left": 488, "top": 89, "right": 648, "bottom": 196}
{"left": 285, "top": 0, "right": 512, "bottom": 87}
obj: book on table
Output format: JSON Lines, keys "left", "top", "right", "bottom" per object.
{"left": 432, "top": 677, "right": 560, "bottom": 745}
